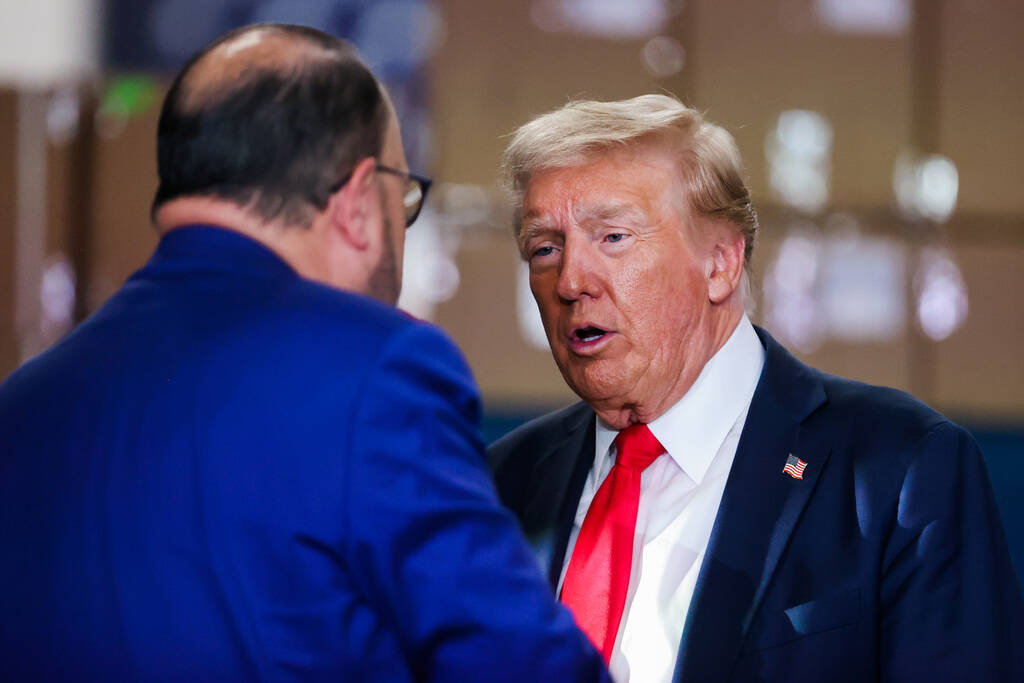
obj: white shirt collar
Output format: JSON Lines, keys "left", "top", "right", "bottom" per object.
{"left": 594, "top": 315, "right": 765, "bottom": 484}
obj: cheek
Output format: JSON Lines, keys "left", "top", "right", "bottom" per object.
{"left": 624, "top": 265, "right": 704, "bottom": 341}
{"left": 530, "top": 278, "right": 561, "bottom": 332}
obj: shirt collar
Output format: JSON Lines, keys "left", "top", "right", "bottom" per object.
{"left": 595, "top": 315, "right": 765, "bottom": 484}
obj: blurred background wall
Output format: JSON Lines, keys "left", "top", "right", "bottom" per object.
{"left": 1, "top": 0, "right": 1022, "bottom": 567}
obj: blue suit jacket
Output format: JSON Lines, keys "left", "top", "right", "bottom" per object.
{"left": 489, "top": 327, "right": 1024, "bottom": 682}
{"left": 0, "top": 226, "right": 608, "bottom": 682}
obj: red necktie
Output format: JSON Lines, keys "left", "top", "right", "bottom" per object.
{"left": 560, "top": 423, "right": 666, "bottom": 662}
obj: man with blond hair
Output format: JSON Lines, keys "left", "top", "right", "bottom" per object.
{"left": 0, "top": 24, "right": 609, "bottom": 681}
{"left": 490, "top": 94, "right": 1024, "bottom": 682}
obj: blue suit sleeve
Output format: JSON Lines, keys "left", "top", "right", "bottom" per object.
{"left": 344, "top": 322, "right": 608, "bottom": 682}
{"left": 880, "top": 422, "right": 1024, "bottom": 681}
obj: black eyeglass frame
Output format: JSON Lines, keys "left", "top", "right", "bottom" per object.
{"left": 329, "top": 163, "right": 433, "bottom": 228}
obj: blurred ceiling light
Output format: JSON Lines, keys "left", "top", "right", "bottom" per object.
{"left": 641, "top": 36, "right": 686, "bottom": 78}
{"left": 766, "top": 110, "right": 833, "bottom": 214}
{"left": 398, "top": 208, "right": 461, "bottom": 320}
{"left": 531, "top": 0, "right": 671, "bottom": 39}
{"left": 914, "top": 246, "right": 968, "bottom": 341}
{"left": 355, "top": 0, "right": 444, "bottom": 73}
{"left": 0, "top": 0, "right": 100, "bottom": 86}
{"left": 47, "top": 88, "right": 81, "bottom": 145}
{"left": 815, "top": 0, "right": 910, "bottom": 35}
{"left": 517, "top": 261, "right": 551, "bottom": 351}
{"left": 40, "top": 255, "right": 76, "bottom": 344}
{"left": 820, "top": 227, "right": 906, "bottom": 343}
{"left": 893, "top": 151, "right": 959, "bottom": 223}
{"left": 763, "top": 224, "right": 826, "bottom": 352}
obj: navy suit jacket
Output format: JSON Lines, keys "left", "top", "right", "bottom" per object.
{"left": 0, "top": 226, "right": 608, "bottom": 682}
{"left": 489, "top": 327, "right": 1024, "bottom": 682}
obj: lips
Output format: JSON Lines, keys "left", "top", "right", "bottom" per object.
{"left": 566, "top": 323, "right": 614, "bottom": 354}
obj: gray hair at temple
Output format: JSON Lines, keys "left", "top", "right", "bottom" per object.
{"left": 501, "top": 94, "right": 758, "bottom": 267}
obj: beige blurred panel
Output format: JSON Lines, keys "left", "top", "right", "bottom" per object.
{"left": 0, "top": 90, "right": 17, "bottom": 377}
{"left": 433, "top": 0, "right": 666, "bottom": 185}
{"left": 749, "top": 229, "right": 914, "bottom": 394}
{"left": 691, "top": 0, "right": 913, "bottom": 210}
{"left": 940, "top": 0, "right": 1024, "bottom": 216}
{"left": 86, "top": 95, "right": 162, "bottom": 311}
{"left": 795, "top": 338, "right": 912, "bottom": 394}
{"left": 434, "top": 225, "right": 576, "bottom": 406}
{"left": 934, "top": 243, "right": 1024, "bottom": 419}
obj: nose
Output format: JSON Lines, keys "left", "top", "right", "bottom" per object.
{"left": 556, "top": 239, "right": 602, "bottom": 302}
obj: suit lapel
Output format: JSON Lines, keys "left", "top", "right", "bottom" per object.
{"left": 673, "top": 328, "right": 830, "bottom": 682}
{"left": 522, "top": 404, "right": 596, "bottom": 589}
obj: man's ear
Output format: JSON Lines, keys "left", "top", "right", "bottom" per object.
{"left": 706, "top": 226, "right": 746, "bottom": 304}
{"left": 326, "top": 157, "right": 378, "bottom": 250}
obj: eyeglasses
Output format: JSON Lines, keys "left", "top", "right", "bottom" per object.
{"left": 375, "top": 164, "right": 432, "bottom": 228}
{"left": 329, "top": 163, "right": 432, "bottom": 229}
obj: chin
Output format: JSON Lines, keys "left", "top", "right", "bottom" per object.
{"left": 565, "top": 373, "right": 628, "bottom": 407}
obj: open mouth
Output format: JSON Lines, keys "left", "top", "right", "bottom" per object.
{"left": 573, "top": 325, "right": 608, "bottom": 343}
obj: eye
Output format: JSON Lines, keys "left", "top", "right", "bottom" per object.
{"left": 530, "top": 245, "right": 558, "bottom": 261}
{"left": 605, "top": 232, "right": 627, "bottom": 243}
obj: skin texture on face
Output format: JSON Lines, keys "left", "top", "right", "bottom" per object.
{"left": 521, "top": 144, "right": 745, "bottom": 429}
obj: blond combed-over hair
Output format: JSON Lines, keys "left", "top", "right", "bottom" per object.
{"left": 502, "top": 94, "right": 758, "bottom": 265}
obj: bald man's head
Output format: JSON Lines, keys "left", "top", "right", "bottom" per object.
{"left": 153, "top": 24, "right": 389, "bottom": 227}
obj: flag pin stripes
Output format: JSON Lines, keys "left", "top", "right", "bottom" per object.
{"left": 782, "top": 454, "right": 807, "bottom": 479}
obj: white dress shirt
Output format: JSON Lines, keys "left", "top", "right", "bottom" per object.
{"left": 557, "top": 316, "right": 765, "bottom": 683}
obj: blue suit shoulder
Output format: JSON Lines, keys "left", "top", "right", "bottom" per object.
{"left": 811, "top": 366, "right": 954, "bottom": 440}
{"left": 810, "top": 367, "right": 973, "bottom": 468}
{"left": 221, "top": 275, "right": 477, "bottom": 394}
{"left": 820, "top": 367, "right": 954, "bottom": 429}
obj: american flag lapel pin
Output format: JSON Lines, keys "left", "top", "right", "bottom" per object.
{"left": 782, "top": 453, "right": 807, "bottom": 480}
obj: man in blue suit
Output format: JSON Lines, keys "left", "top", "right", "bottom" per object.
{"left": 0, "top": 24, "right": 608, "bottom": 682}
{"left": 490, "top": 94, "right": 1024, "bottom": 681}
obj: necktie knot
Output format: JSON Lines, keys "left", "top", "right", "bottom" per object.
{"left": 613, "top": 423, "right": 665, "bottom": 471}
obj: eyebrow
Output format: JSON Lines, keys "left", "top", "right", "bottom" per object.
{"left": 519, "top": 212, "right": 559, "bottom": 244}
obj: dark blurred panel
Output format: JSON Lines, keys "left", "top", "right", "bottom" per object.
{"left": 102, "top": 0, "right": 360, "bottom": 73}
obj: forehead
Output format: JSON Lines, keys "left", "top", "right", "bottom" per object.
{"left": 521, "top": 145, "right": 684, "bottom": 220}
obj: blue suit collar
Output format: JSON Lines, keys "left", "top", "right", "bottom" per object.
{"left": 751, "top": 326, "right": 827, "bottom": 422}
{"left": 674, "top": 326, "right": 830, "bottom": 682}
{"left": 138, "top": 225, "right": 297, "bottom": 282}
